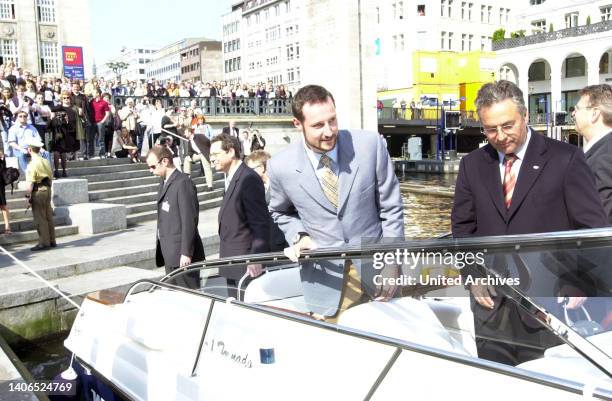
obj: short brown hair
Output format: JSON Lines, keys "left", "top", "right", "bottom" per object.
{"left": 579, "top": 84, "right": 612, "bottom": 126}
{"left": 211, "top": 133, "right": 241, "bottom": 159}
{"left": 245, "top": 150, "right": 271, "bottom": 170}
{"left": 147, "top": 145, "right": 174, "bottom": 164}
{"left": 291, "top": 85, "right": 335, "bottom": 123}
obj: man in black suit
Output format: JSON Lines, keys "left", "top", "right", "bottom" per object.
{"left": 147, "top": 146, "right": 205, "bottom": 289}
{"left": 221, "top": 120, "right": 239, "bottom": 137}
{"left": 451, "top": 80, "right": 607, "bottom": 365}
{"left": 210, "top": 133, "right": 270, "bottom": 298}
{"left": 574, "top": 84, "right": 612, "bottom": 223}
{"left": 183, "top": 127, "right": 213, "bottom": 191}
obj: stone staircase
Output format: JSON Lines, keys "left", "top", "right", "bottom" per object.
{"left": 0, "top": 157, "right": 225, "bottom": 246}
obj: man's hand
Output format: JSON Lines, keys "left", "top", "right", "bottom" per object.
{"left": 558, "top": 296, "right": 587, "bottom": 310}
{"left": 470, "top": 284, "right": 497, "bottom": 309}
{"left": 283, "top": 235, "right": 316, "bottom": 262}
{"left": 246, "top": 264, "right": 263, "bottom": 278}
{"left": 374, "top": 264, "right": 399, "bottom": 301}
{"left": 179, "top": 255, "right": 192, "bottom": 267}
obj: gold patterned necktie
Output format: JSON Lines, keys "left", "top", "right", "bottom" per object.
{"left": 320, "top": 154, "right": 338, "bottom": 209}
{"left": 503, "top": 153, "right": 518, "bottom": 209}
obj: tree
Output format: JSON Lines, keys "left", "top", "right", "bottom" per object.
{"left": 492, "top": 28, "right": 506, "bottom": 42}
{"left": 549, "top": 23, "right": 554, "bottom": 32}
{"left": 510, "top": 30, "right": 526, "bottom": 38}
{"left": 587, "top": 15, "right": 591, "bottom": 25}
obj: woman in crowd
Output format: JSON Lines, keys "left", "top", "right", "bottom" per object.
{"left": 167, "top": 82, "right": 179, "bottom": 97}
{"left": 0, "top": 87, "right": 13, "bottom": 156}
{"left": 102, "top": 93, "right": 117, "bottom": 158}
{"left": 25, "top": 80, "right": 37, "bottom": 99}
{"left": 49, "top": 91, "right": 80, "bottom": 178}
{"left": 114, "top": 127, "right": 139, "bottom": 163}
{"left": 31, "top": 92, "right": 53, "bottom": 149}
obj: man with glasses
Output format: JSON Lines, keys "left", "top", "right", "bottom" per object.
{"left": 451, "top": 80, "right": 607, "bottom": 366}
{"left": 147, "top": 145, "right": 204, "bottom": 289}
{"left": 7, "top": 111, "right": 52, "bottom": 173}
{"left": 573, "top": 84, "right": 612, "bottom": 223}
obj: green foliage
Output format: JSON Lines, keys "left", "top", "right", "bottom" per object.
{"left": 510, "top": 30, "right": 526, "bottom": 38}
{"left": 492, "top": 28, "right": 506, "bottom": 42}
{"left": 586, "top": 15, "right": 591, "bottom": 25}
{"left": 549, "top": 23, "right": 554, "bottom": 32}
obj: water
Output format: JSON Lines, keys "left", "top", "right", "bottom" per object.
{"left": 399, "top": 172, "right": 456, "bottom": 239}
{"left": 15, "top": 172, "right": 456, "bottom": 381}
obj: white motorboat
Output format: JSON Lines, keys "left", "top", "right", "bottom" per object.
{"left": 63, "top": 229, "right": 612, "bottom": 401}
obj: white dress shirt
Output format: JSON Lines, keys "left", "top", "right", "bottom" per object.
{"left": 303, "top": 139, "right": 339, "bottom": 188}
{"left": 583, "top": 130, "right": 610, "bottom": 154}
{"left": 497, "top": 128, "right": 531, "bottom": 184}
{"left": 225, "top": 160, "right": 242, "bottom": 190}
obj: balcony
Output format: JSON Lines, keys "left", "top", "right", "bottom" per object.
{"left": 493, "top": 20, "right": 612, "bottom": 51}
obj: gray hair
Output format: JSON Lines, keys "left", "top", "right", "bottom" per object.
{"left": 579, "top": 84, "right": 612, "bottom": 126}
{"left": 475, "top": 80, "right": 527, "bottom": 116}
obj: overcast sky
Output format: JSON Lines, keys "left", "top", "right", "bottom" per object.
{"left": 90, "top": 0, "right": 229, "bottom": 64}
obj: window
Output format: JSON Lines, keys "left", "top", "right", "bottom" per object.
{"left": 376, "top": 6, "right": 380, "bottom": 23}
{"left": 398, "top": 1, "right": 404, "bottom": 19}
{"left": 530, "top": 0, "right": 545, "bottom": 4}
{"left": 393, "top": 35, "right": 398, "bottom": 51}
{"left": 565, "top": 12, "right": 579, "bottom": 28}
{"left": 264, "top": 8, "right": 270, "bottom": 20}
{"left": 506, "top": 8, "right": 510, "bottom": 23}
{"left": 286, "top": 44, "right": 294, "bottom": 60}
{"left": 468, "top": 34, "right": 473, "bottom": 50}
{"left": 448, "top": 32, "right": 453, "bottom": 50}
{"left": 274, "top": 4, "right": 280, "bottom": 16}
{"left": 285, "top": 1, "right": 290, "bottom": 13}
{"left": 37, "top": 0, "right": 55, "bottom": 23}
{"left": 399, "top": 34, "right": 404, "bottom": 50}
{"left": 447, "top": 0, "right": 453, "bottom": 18}
{"left": 441, "top": 31, "right": 447, "bottom": 49}
{"left": 531, "top": 19, "right": 546, "bottom": 34}
{"left": 287, "top": 67, "right": 295, "bottom": 82}
{"left": 417, "top": 4, "right": 425, "bottom": 16}
{"left": 393, "top": 2, "right": 397, "bottom": 19}
{"left": 255, "top": 12, "right": 260, "bottom": 23}
{"left": 602, "top": 5, "right": 612, "bottom": 21}
{"left": 0, "top": 0, "right": 15, "bottom": 20}
{"left": 441, "top": 0, "right": 445, "bottom": 17}
{"left": 247, "top": 15, "right": 251, "bottom": 26}
{"left": 468, "top": 2, "right": 473, "bottom": 20}
{"left": 461, "top": 33, "right": 466, "bottom": 51}
{"left": 480, "top": 35, "right": 486, "bottom": 50}
{"left": 599, "top": 53, "right": 609, "bottom": 74}
{"left": 0, "top": 39, "right": 18, "bottom": 65}
{"left": 40, "top": 41, "right": 58, "bottom": 74}
{"left": 528, "top": 61, "right": 546, "bottom": 81}
{"left": 499, "top": 8, "right": 504, "bottom": 24}
{"left": 487, "top": 6, "right": 492, "bottom": 23}
{"left": 461, "top": 2, "right": 466, "bottom": 19}
{"left": 480, "top": 5, "right": 485, "bottom": 22}
{"left": 139, "top": 68, "right": 145, "bottom": 74}
{"left": 565, "top": 56, "right": 586, "bottom": 78}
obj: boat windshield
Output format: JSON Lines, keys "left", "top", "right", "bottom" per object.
{"left": 162, "top": 228, "right": 612, "bottom": 386}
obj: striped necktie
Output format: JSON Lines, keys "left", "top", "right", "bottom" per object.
{"left": 320, "top": 154, "right": 338, "bottom": 209}
{"left": 503, "top": 153, "right": 518, "bottom": 209}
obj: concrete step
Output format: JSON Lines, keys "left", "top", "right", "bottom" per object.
{"left": 0, "top": 225, "right": 78, "bottom": 245}
{"left": 101, "top": 184, "right": 224, "bottom": 206}
{"left": 53, "top": 266, "right": 166, "bottom": 307}
{"left": 126, "top": 197, "right": 223, "bottom": 226}
{"left": 83, "top": 169, "right": 152, "bottom": 183}
{"left": 66, "top": 162, "right": 146, "bottom": 177}
{"left": 6, "top": 215, "right": 67, "bottom": 231}
{"left": 88, "top": 175, "right": 223, "bottom": 201}
{"left": 66, "top": 158, "right": 133, "bottom": 168}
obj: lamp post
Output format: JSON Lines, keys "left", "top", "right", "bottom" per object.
{"left": 106, "top": 61, "right": 129, "bottom": 81}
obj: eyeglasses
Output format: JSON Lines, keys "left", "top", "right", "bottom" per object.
{"left": 148, "top": 160, "right": 162, "bottom": 170}
{"left": 480, "top": 121, "right": 519, "bottom": 136}
{"left": 573, "top": 104, "right": 594, "bottom": 112}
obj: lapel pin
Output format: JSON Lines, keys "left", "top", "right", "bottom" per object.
{"left": 533, "top": 165, "right": 540, "bottom": 170}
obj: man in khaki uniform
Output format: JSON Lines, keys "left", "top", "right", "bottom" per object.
{"left": 25, "top": 138, "right": 56, "bottom": 251}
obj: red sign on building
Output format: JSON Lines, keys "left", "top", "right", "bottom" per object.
{"left": 62, "top": 46, "right": 84, "bottom": 79}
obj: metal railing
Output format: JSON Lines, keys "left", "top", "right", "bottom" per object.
{"left": 493, "top": 20, "right": 612, "bottom": 51}
{"left": 528, "top": 112, "right": 575, "bottom": 126}
{"left": 378, "top": 107, "right": 480, "bottom": 124}
{"left": 112, "top": 96, "right": 293, "bottom": 117}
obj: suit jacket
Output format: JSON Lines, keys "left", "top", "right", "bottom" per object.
{"left": 268, "top": 129, "right": 405, "bottom": 315}
{"left": 222, "top": 126, "right": 239, "bottom": 137}
{"left": 188, "top": 134, "right": 211, "bottom": 162}
{"left": 451, "top": 129, "right": 607, "bottom": 323}
{"left": 585, "top": 130, "right": 612, "bottom": 224}
{"left": 218, "top": 162, "right": 270, "bottom": 280}
{"left": 155, "top": 170, "right": 205, "bottom": 272}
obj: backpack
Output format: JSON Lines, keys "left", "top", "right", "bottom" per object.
{"left": 1, "top": 167, "right": 20, "bottom": 194}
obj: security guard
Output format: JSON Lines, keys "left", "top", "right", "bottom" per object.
{"left": 25, "top": 138, "right": 56, "bottom": 251}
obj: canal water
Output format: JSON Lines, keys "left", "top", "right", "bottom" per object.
{"left": 14, "top": 172, "right": 456, "bottom": 381}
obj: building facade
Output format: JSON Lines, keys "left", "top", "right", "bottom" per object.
{"left": 494, "top": 0, "right": 612, "bottom": 126}
{"left": 0, "top": 0, "right": 92, "bottom": 77}
{"left": 221, "top": 0, "right": 302, "bottom": 90}
{"left": 98, "top": 46, "right": 157, "bottom": 82}
{"left": 180, "top": 40, "right": 223, "bottom": 83}
{"left": 374, "top": 0, "right": 510, "bottom": 90}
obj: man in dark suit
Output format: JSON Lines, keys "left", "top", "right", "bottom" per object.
{"left": 221, "top": 120, "right": 239, "bottom": 137}
{"left": 451, "top": 80, "right": 607, "bottom": 365}
{"left": 147, "top": 146, "right": 205, "bottom": 289}
{"left": 574, "top": 84, "right": 612, "bottom": 223}
{"left": 183, "top": 127, "right": 213, "bottom": 191}
{"left": 210, "top": 133, "right": 270, "bottom": 298}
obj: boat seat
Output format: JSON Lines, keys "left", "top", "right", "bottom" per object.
{"left": 337, "top": 297, "right": 474, "bottom": 357}
{"left": 243, "top": 267, "right": 310, "bottom": 313}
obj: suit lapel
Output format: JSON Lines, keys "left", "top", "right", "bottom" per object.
{"left": 337, "top": 131, "right": 359, "bottom": 213}
{"left": 479, "top": 144, "right": 506, "bottom": 220}
{"left": 507, "top": 130, "right": 548, "bottom": 221}
{"left": 218, "top": 162, "right": 244, "bottom": 222}
{"left": 296, "top": 145, "right": 337, "bottom": 214}
{"left": 158, "top": 169, "right": 179, "bottom": 202}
